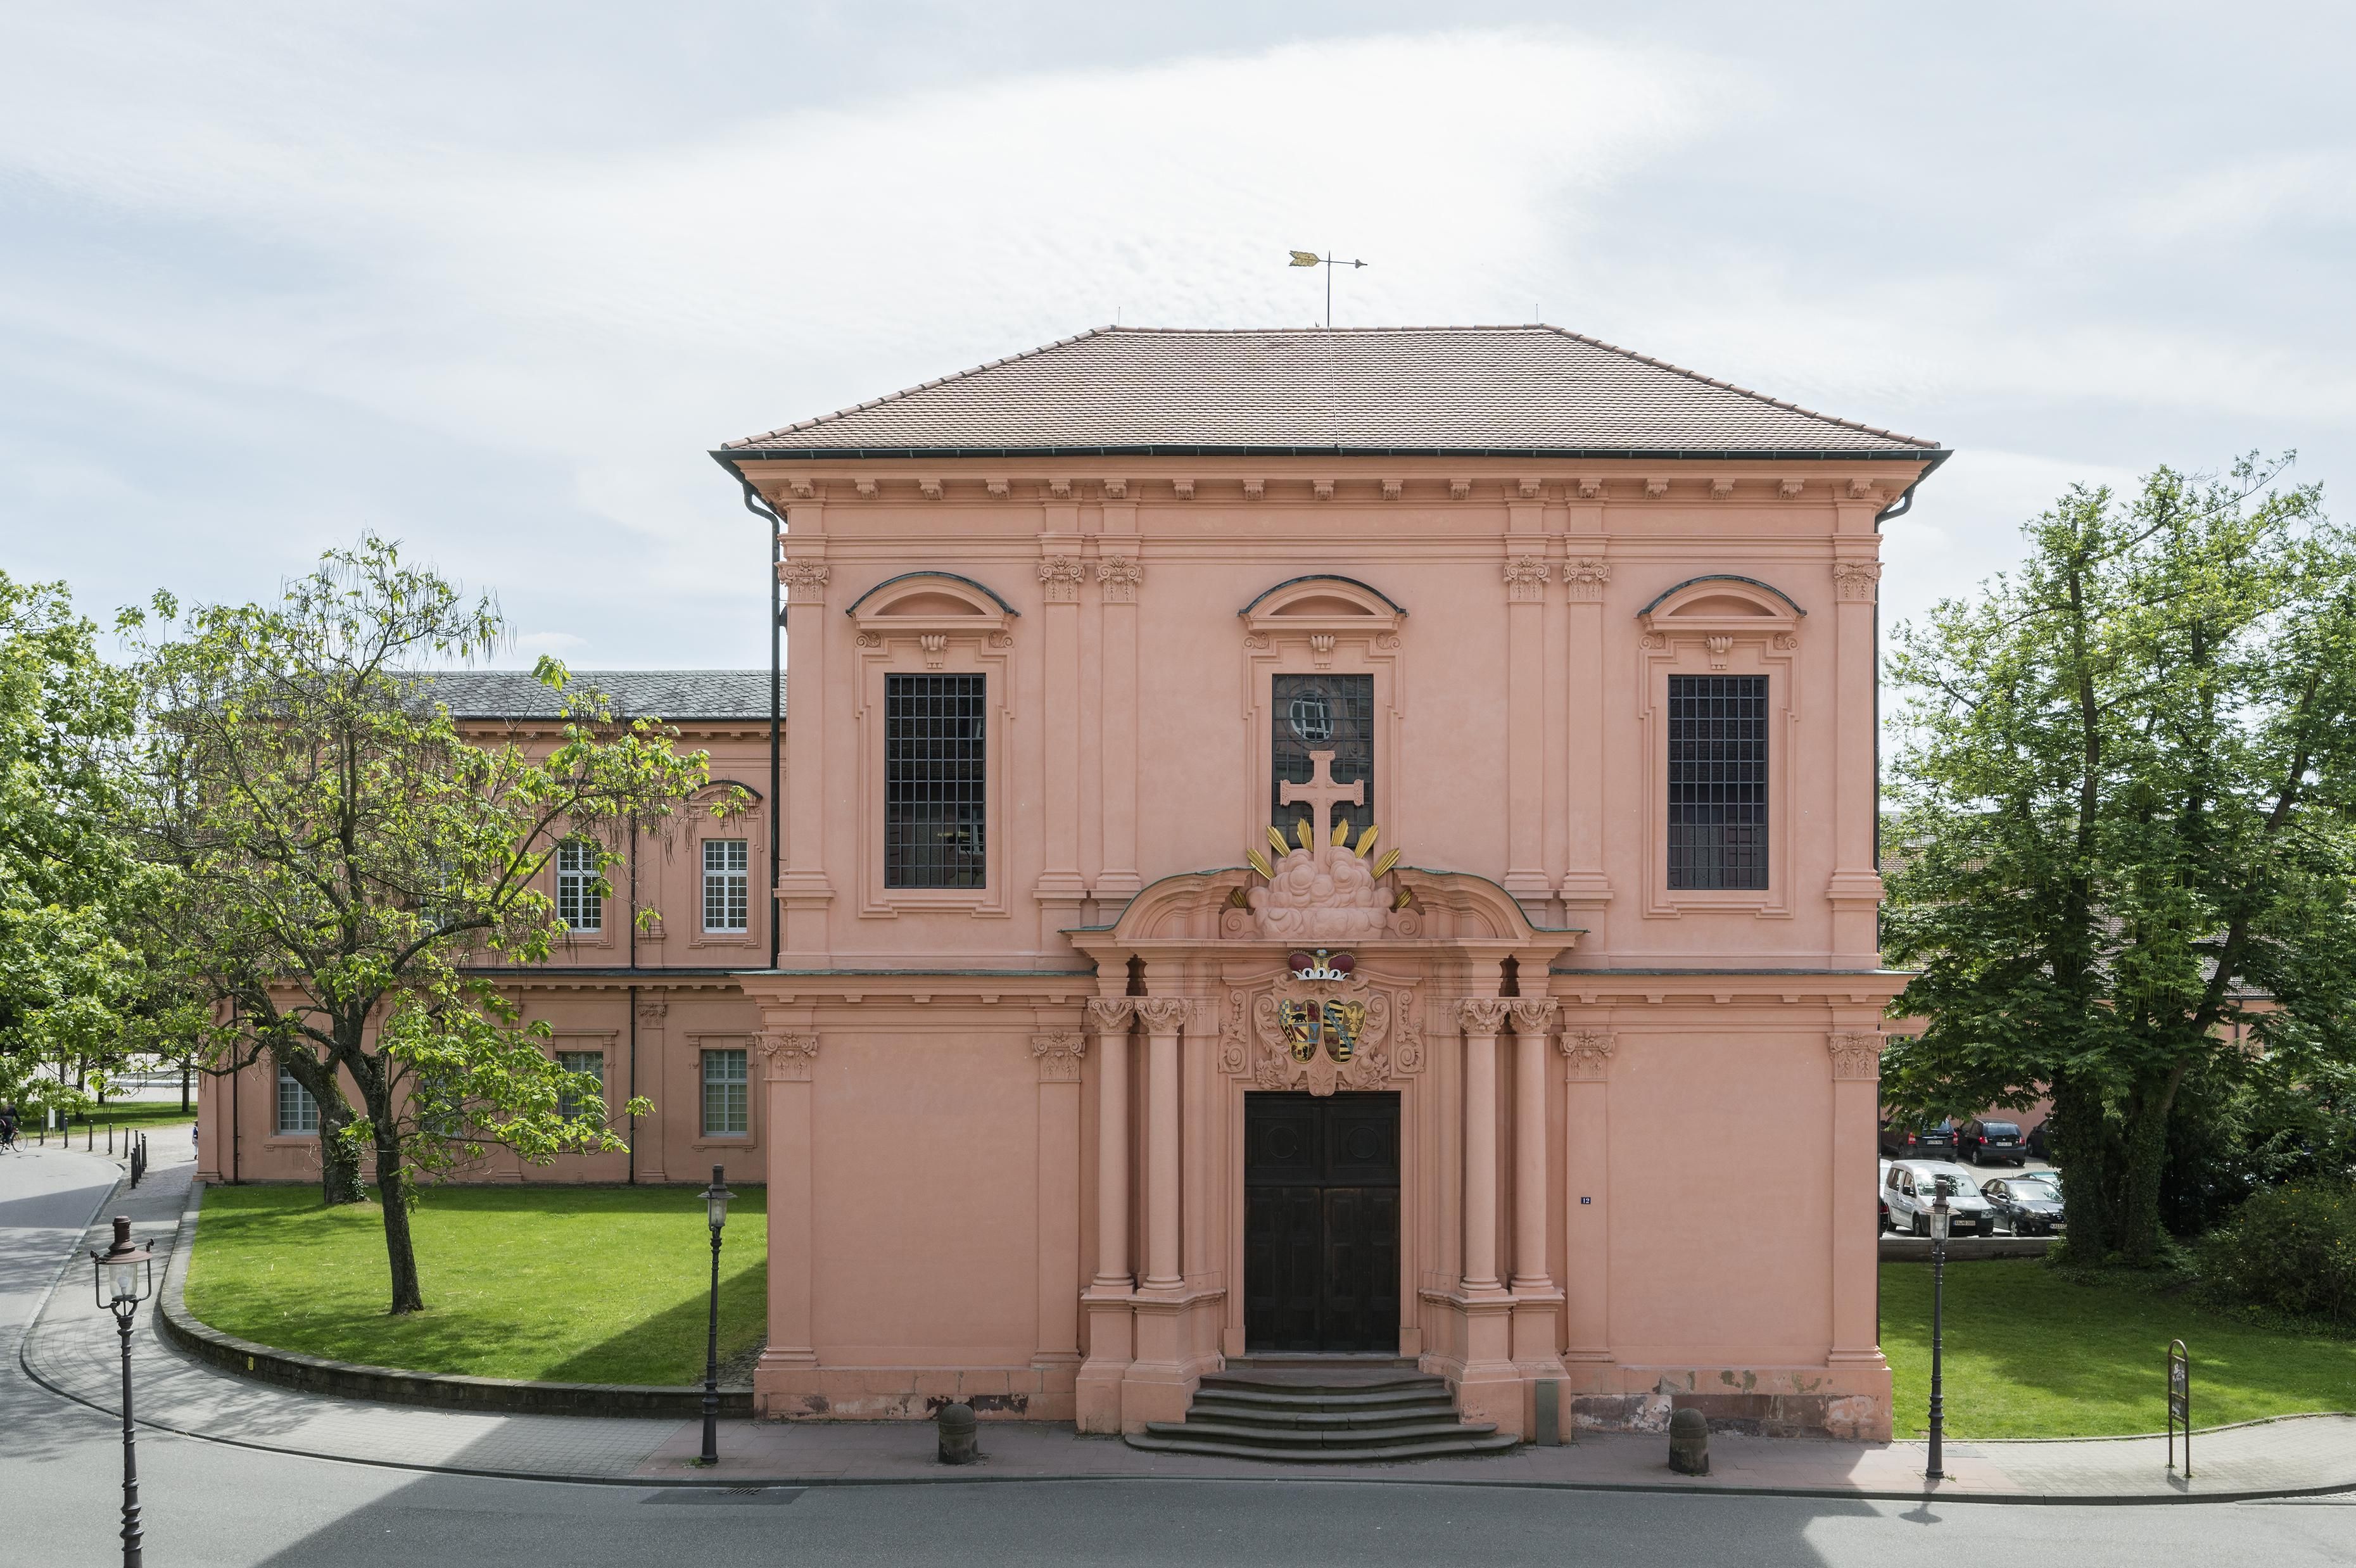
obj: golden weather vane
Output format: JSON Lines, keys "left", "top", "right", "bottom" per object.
{"left": 1288, "top": 250, "right": 1368, "bottom": 329}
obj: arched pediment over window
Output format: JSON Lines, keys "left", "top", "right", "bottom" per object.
{"left": 846, "top": 571, "right": 1020, "bottom": 625}
{"left": 1638, "top": 574, "right": 1804, "bottom": 638}
{"left": 1238, "top": 574, "right": 1406, "bottom": 638}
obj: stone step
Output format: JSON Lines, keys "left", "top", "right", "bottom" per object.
{"left": 1124, "top": 1429, "right": 1521, "bottom": 1464}
{"left": 1184, "top": 1397, "right": 1464, "bottom": 1429}
{"left": 1140, "top": 1415, "right": 1500, "bottom": 1450}
{"left": 1194, "top": 1377, "right": 1448, "bottom": 1405}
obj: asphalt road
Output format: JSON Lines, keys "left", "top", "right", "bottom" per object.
{"left": 7, "top": 1148, "right": 2353, "bottom": 1567}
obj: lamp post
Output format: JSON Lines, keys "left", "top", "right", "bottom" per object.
{"left": 91, "top": 1215, "right": 155, "bottom": 1567}
{"left": 699, "top": 1164, "right": 733, "bottom": 1466}
{"left": 1926, "top": 1194, "right": 1949, "bottom": 1482}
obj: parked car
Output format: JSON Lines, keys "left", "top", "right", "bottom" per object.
{"left": 2026, "top": 1120, "right": 2052, "bottom": 1160}
{"left": 1884, "top": 1161, "right": 1996, "bottom": 1237}
{"left": 1878, "top": 1116, "right": 1960, "bottom": 1161}
{"left": 1878, "top": 1157, "right": 1892, "bottom": 1229}
{"left": 1956, "top": 1118, "right": 2029, "bottom": 1166}
{"left": 1980, "top": 1174, "right": 2067, "bottom": 1235}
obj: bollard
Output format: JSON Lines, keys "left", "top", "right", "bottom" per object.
{"left": 109, "top": 1124, "right": 115, "bottom": 1155}
{"left": 1535, "top": 1379, "right": 1562, "bottom": 1447}
{"left": 936, "top": 1402, "right": 979, "bottom": 1465}
{"left": 1668, "top": 1407, "right": 1709, "bottom": 1476}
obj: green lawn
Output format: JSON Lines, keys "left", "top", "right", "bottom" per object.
{"left": 184, "top": 1185, "right": 766, "bottom": 1386}
{"left": 30, "top": 1101, "right": 197, "bottom": 1140}
{"left": 1882, "top": 1259, "right": 2356, "bottom": 1438}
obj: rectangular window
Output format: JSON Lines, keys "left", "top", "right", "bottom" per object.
{"left": 884, "top": 674, "right": 987, "bottom": 888}
{"left": 556, "top": 1050, "right": 605, "bottom": 1123}
{"left": 557, "top": 839, "right": 603, "bottom": 932}
{"left": 702, "top": 1049, "right": 749, "bottom": 1137}
{"left": 276, "top": 1068, "right": 319, "bottom": 1135}
{"left": 1271, "top": 674, "right": 1375, "bottom": 844}
{"left": 703, "top": 838, "right": 749, "bottom": 932}
{"left": 1667, "top": 674, "right": 1769, "bottom": 890}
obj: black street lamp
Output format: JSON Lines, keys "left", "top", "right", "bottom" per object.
{"left": 1926, "top": 1194, "right": 1949, "bottom": 1483}
{"left": 699, "top": 1164, "right": 734, "bottom": 1466}
{"left": 91, "top": 1216, "right": 155, "bottom": 1567}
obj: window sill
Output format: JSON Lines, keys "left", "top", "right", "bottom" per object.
{"left": 691, "top": 1137, "right": 755, "bottom": 1149}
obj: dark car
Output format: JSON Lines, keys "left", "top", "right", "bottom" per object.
{"left": 1956, "top": 1118, "right": 2029, "bottom": 1166}
{"left": 2026, "top": 1120, "right": 2052, "bottom": 1160}
{"left": 1980, "top": 1174, "right": 2066, "bottom": 1235}
{"left": 1878, "top": 1117, "right": 1959, "bottom": 1161}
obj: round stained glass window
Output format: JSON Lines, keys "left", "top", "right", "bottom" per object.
{"left": 1288, "top": 688, "right": 1334, "bottom": 743}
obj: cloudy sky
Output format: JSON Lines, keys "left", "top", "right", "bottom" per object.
{"left": 4, "top": 2, "right": 2350, "bottom": 670}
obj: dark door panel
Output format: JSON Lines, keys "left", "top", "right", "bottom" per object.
{"left": 1244, "top": 1092, "right": 1400, "bottom": 1354}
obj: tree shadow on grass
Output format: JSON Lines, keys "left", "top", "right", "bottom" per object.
{"left": 537, "top": 1256, "right": 766, "bottom": 1387}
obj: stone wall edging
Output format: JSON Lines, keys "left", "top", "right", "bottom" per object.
{"left": 158, "top": 1180, "right": 753, "bottom": 1419}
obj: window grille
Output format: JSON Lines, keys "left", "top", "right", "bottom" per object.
{"left": 884, "top": 674, "right": 986, "bottom": 888}
{"left": 556, "top": 839, "right": 603, "bottom": 932}
{"left": 1667, "top": 674, "right": 1770, "bottom": 890}
{"left": 703, "top": 838, "right": 749, "bottom": 932}
{"left": 1270, "top": 674, "right": 1375, "bottom": 841}
{"left": 702, "top": 1049, "right": 749, "bottom": 1136}
{"left": 276, "top": 1068, "right": 319, "bottom": 1134}
{"left": 556, "top": 1050, "right": 605, "bottom": 1123}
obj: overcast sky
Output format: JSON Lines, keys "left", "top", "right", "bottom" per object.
{"left": 5, "top": 3, "right": 2350, "bottom": 673}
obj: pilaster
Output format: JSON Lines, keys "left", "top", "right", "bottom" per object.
{"left": 1559, "top": 1028, "right": 1614, "bottom": 1370}
{"left": 1560, "top": 552, "right": 1612, "bottom": 919}
{"left": 1032, "top": 1028, "right": 1086, "bottom": 1382}
{"left": 1075, "top": 996, "right": 1136, "bottom": 1433}
{"left": 1503, "top": 496, "right": 1550, "bottom": 911}
{"left": 634, "top": 997, "right": 669, "bottom": 1182}
{"left": 1452, "top": 996, "right": 1522, "bottom": 1434}
{"left": 776, "top": 548, "right": 835, "bottom": 955}
{"left": 1827, "top": 534, "right": 1885, "bottom": 961}
{"left": 1094, "top": 545, "right": 1143, "bottom": 904}
{"left": 1035, "top": 540, "right": 1088, "bottom": 947}
{"left": 752, "top": 1029, "right": 820, "bottom": 1404}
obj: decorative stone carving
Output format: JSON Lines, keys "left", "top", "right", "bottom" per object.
{"left": 1097, "top": 556, "right": 1142, "bottom": 604}
{"left": 1828, "top": 1031, "right": 1884, "bottom": 1081}
{"left": 1381, "top": 479, "right": 1403, "bottom": 500}
{"left": 1376, "top": 631, "right": 1402, "bottom": 650}
{"left": 1039, "top": 555, "right": 1084, "bottom": 604}
{"left": 1564, "top": 558, "right": 1612, "bottom": 603}
{"left": 1645, "top": 477, "right": 1669, "bottom": 497}
{"left": 1220, "top": 992, "right": 1251, "bottom": 1073}
{"left": 780, "top": 562, "right": 832, "bottom": 603}
{"left": 1243, "top": 479, "right": 1265, "bottom": 500}
{"left": 1638, "top": 631, "right": 1668, "bottom": 650}
{"left": 1559, "top": 1029, "right": 1616, "bottom": 1081}
{"left": 1133, "top": 997, "right": 1192, "bottom": 1034}
{"left": 1394, "top": 991, "right": 1424, "bottom": 1072}
{"left": 854, "top": 631, "right": 882, "bottom": 647}
{"left": 1577, "top": 477, "right": 1605, "bottom": 500}
{"left": 1242, "top": 631, "right": 1270, "bottom": 650}
{"left": 1508, "top": 999, "right": 1559, "bottom": 1036}
{"left": 1085, "top": 998, "right": 1135, "bottom": 1034}
{"left": 1172, "top": 479, "right": 1195, "bottom": 500}
{"left": 757, "top": 1032, "right": 820, "bottom": 1082}
{"left": 1312, "top": 479, "right": 1336, "bottom": 501}
{"left": 1706, "top": 635, "right": 1735, "bottom": 670}
{"left": 1101, "top": 477, "right": 1129, "bottom": 500}
{"left": 987, "top": 631, "right": 1014, "bottom": 648}
{"left": 1308, "top": 633, "right": 1336, "bottom": 667}
{"left": 1456, "top": 998, "right": 1512, "bottom": 1035}
{"left": 636, "top": 998, "right": 668, "bottom": 1025}
{"left": 1833, "top": 560, "right": 1882, "bottom": 602}
{"left": 986, "top": 478, "right": 1010, "bottom": 497}
{"left": 1709, "top": 478, "right": 1735, "bottom": 498}
{"left": 1031, "top": 1030, "right": 1086, "bottom": 1082}
{"left": 918, "top": 477, "right": 944, "bottom": 500}
{"left": 920, "top": 632, "right": 949, "bottom": 667}
{"left": 1504, "top": 556, "right": 1550, "bottom": 603}
{"left": 1449, "top": 479, "right": 1472, "bottom": 500}
{"left": 854, "top": 479, "right": 878, "bottom": 498}
{"left": 1516, "top": 477, "right": 1543, "bottom": 500}
{"left": 1778, "top": 478, "right": 1804, "bottom": 498}
{"left": 1246, "top": 969, "right": 1399, "bottom": 1097}
{"left": 1046, "top": 478, "right": 1074, "bottom": 501}
{"left": 1772, "top": 631, "right": 1800, "bottom": 652}
{"left": 787, "top": 479, "right": 816, "bottom": 499}
{"left": 1847, "top": 477, "right": 1877, "bottom": 500}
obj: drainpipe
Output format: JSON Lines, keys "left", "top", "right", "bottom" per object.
{"left": 742, "top": 479, "right": 786, "bottom": 971}
{"left": 627, "top": 983, "right": 637, "bottom": 1185}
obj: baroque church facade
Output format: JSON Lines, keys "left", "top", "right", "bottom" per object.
{"left": 201, "top": 326, "right": 1942, "bottom": 1442}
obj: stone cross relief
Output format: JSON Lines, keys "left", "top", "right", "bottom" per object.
{"left": 1250, "top": 750, "right": 1402, "bottom": 942}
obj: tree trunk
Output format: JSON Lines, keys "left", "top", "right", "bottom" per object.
{"left": 317, "top": 1096, "right": 366, "bottom": 1206}
{"left": 372, "top": 1118, "right": 426, "bottom": 1314}
{"left": 2049, "top": 1075, "right": 2108, "bottom": 1265}
{"left": 2115, "top": 1065, "right": 2188, "bottom": 1267}
{"left": 180, "top": 1063, "right": 191, "bottom": 1113}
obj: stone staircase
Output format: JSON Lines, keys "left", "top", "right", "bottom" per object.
{"left": 1123, "top": 1360, "right": 1519, "bottom": 1463}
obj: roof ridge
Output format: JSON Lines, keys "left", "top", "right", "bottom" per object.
{"left": 1530, "top": 324, "right": 1935, "bottom": 449}
{"left": 726, "top": 327, "right": 1115, "bottom": 447}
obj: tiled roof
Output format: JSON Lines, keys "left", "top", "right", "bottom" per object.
{"left": 412, "top": 670, "right": 776, "bottom": 721}
{"left": 717, "top": 326, "right": 1939, "bottom": 459}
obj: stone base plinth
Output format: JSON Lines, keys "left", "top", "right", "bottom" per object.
{"left": 1565, "top": 1360, "right": 1893, "bottom": 1441}
{"left": 752, "top": 1362, "right": 1076, "bottom": 1422}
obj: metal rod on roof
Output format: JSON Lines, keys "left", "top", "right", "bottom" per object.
{"left": 1288, "top": 250, "right": 1368, "bottom": 328}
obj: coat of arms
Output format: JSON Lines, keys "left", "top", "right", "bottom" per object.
{"left": 1251, "top": 949, "right": 1394, "bottom": 1096}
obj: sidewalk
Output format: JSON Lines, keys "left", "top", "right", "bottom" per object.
{"left": 15, "top": 1144, "right": 2356, "bottom": 1503}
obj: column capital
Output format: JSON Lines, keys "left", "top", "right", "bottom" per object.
{"left": 757, "top": 1031, "right": 820, "bottom": 1082}
{"left": 1085, "top": 997, "right": 1135, "bottom": 1032}
{"left": 1507, "top": 998, "right": 1558, "bottom": 1035}
{"left": 1031, "top": 1030, "right": 1087, "bottom": 1082}
{"left": 1457, "top": 998, "right": 1512, "bottom": 1035}
{"left": 1133, "top": 996, "right": 1192, "bottom": 1034}
{"left": 1828, "top": 1030, "right": 1885, "bottom": 1081}
{"left": 1559, "top": 1028, "right": 1616, "bottom": 1081}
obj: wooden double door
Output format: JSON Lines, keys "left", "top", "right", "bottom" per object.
{"left": 1243, "top": 1092, "right": 1400, "bottom": 1354}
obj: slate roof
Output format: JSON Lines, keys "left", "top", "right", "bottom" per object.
{"left": 412, "top": 670, "right": 775, "bottom": 721}
{"left": 716, "top": 326, "right": 1940, "bottom": 460}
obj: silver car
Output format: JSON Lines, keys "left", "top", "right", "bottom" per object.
{"left": 1884, "top": 1160, "right": 1996, "bottom": 1237}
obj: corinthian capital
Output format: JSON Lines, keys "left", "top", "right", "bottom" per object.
{"left": 1456, "top": 998, "right": 1512, "bottom": 1035}
{"left": 1133, "top": 997, "right": 1193, "bottom": 1034}
{"left": 1085, "top": 998, "right": 1135, "bottom": 1034}
{"left": 1508, "top": 999, "right": 1559, "bottom": 1035}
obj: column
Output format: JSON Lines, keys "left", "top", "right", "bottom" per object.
{"left": 1075, "top": 997, "right": 1134, "bottom": 1433}
{"left": 1135, "top": 997, "right": 1190, "bottom": 1293}
{"left": 1508, "top": 999, "right": 1557, "bottom": 1291}
{"left": 1094, "top": 540, "right": 1143, "bottom": 903}
{"left": 1560, "top": 1029, "right": 1615, "bottom": 1370}
{"left": 1036, "top": 541, "right": 1088, "bottom": 946}
{"left": 753, "top": 1030, "right": 820, "bottom": 1408}
{"left": 1828, "top": 1032, "right": 1889, "bottom": 1382}
{"left": 1560, "top": 553, "right": 1612, "bottom": 921}
{"left": 776, "top": 540, "right": 835, "bottom": 954}
{"left": 1503, "top": 498, "right": 1551, "bottom": 909}
{"left": 1032, "top": 1028, "right": 1087, "bottom": 1390}
{"left": 1458, "top": 999, "right": 1510, "bottom": 1293}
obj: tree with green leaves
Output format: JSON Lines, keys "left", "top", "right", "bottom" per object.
{"left": 127, "top": 536, "right": 731, "bottom": 1313}
{"left": 1882, "top": 455, "right": 2356, "bottom": 1267}
{"left": 0, "top": 570, "right": 160, "bottom": 1125}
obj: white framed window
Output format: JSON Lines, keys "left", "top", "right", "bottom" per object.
{"left": 702, "top": 1049, "right": 748, "bottom": 1136}
{"left": 556, "top": 839, "right": 603, "bottom": 932}
{"left": 556, "top": 1049, "right": 605, "bottom": 1123}
{"left": 276, "top": 1068, "right": 319, "bottom": 1135}
{"left": 703, "top": 838, "right": 749, "bottom": 933}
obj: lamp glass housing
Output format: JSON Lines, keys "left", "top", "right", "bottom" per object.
{"left": 1929, "top": 1199, "right": 1951, "bottom": 1242}
{"left": 707, "top": 1189, "right": 729, "bottom": 1232}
